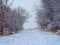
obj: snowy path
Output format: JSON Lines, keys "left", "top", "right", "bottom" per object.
{"left": 0, "top": 29, "right": 60, "bottom": 45}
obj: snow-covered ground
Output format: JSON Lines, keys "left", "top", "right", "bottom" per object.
{"left": 0, "top": 29, "right": 60, "bottom": 45}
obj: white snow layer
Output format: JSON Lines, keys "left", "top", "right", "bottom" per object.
{"left": 0, "top": 29, "right": 60, "bottom": 45}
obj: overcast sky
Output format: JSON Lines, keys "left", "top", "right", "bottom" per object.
{"left": 11, "top": 0, "right": 40, "bottom": 12}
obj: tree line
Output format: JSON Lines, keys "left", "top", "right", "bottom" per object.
{"left": 36, "top": 0, "right": 60, "bottom": 33}
{"left": 0, "top": 0, "right": 28, "bottom": 36}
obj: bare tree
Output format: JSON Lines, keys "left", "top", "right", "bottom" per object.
{"left": 0, "top": 0, "right": 28, "bottom": 36}
{"left": 36, "top": 0, "right": 60, "bottom": 32}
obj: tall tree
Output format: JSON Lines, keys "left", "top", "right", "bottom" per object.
{"left": 0, "top": 0, "right": 28, "bottom": 36}
{"left": 36, "top": 0, "right": 60, "bottom": 32}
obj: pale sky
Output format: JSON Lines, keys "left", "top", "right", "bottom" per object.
{"left": 11, "top": 0, "right": 40, "bottom": 12}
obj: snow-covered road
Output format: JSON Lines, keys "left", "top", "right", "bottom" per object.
{"left": 0, "top": 29, "right": 60, "bottom": 45}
